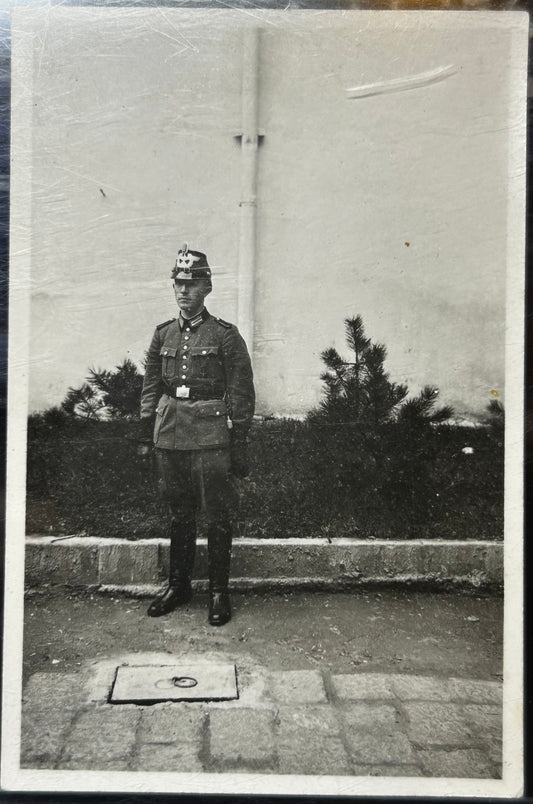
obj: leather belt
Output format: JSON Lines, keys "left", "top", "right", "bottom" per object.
{"left": 165, "top": 384, "right": 224, "bottom": 401}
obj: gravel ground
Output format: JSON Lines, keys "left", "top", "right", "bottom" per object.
{"left": 23, "top": 587, "right": 503, "bottom": 685}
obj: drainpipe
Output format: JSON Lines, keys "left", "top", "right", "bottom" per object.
{"left": 237, "top": 28, "right": 260, "bottom": 355}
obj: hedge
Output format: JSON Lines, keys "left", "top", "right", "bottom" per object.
{"left": 25, "top": 415, "right": 503, "bottom": 541}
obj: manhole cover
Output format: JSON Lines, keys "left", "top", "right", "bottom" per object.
{"left": 109, "top": 663, "right": 239, "bottom": 704}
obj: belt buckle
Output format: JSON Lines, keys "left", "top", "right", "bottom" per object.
{"left": 175, "top": 385, "right": 190, "bottom": 399}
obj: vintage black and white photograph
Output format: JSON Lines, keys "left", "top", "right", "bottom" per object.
{"left": 1, "top": 6, "right": 527, "bottom": 797}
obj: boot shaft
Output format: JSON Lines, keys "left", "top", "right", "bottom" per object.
{"left": 207, "top": 520, "right": 233, "bottom": 592}
{"left": 168, "top": 516, "right": 197, "bottom": 585}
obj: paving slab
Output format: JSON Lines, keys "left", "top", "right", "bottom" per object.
{"left": 448, "top": 678, "right": 502, "bottom": 705}
{"left": 342, "top": 702, "right": 400, "bottom": 730}
{"left": 22, "top": 672, "right": 89, "bottom": 710}
{"left": 344, "top": 730, "right": 417, "bottom": 765}
{"left": 269, "top": 669, "right": 327, "bottom": 704}
{"left": 461, "top": 704, "right": 503, "bottom": 740}
{"left": 418, "top": 748, "right": 498, "bottom": 779}
{"left": 208, "top": 708, "right": 276, "bottom": 769}
{"left": 330, "top": 673, "right": 395, "bottom": 701}
{"left": 404, "top": 702, "right": 477, "bottom": 746}
{"left": 20, "top": 707, "right": 76, "bottom": 768}
{"left": 136, "top": 742, "right": 204, "bottom": 773}
{"left": 276, "top": 704, "right": 342, "bottom": 737}
{"left": 57, "top": 758, "right": 131, "bottom": 771}
{"left": 487, "top": 741, "right": 503, "bottom": 764}
{"left": 391, "top": 675, "right": 453, "bottom": 701}
{"left": 276, "top": 705, "right": 352, "bottom": 776}
{"left": 20, "top": 672, "right": 89, "bottom": 768}
{"left": 57, "top": 707, "right": 141, "bottom": 767}
{"left": 137, "top": 705, "right": 204, "bottom": 745}
{"left": 351, "top": 764, "right": 424, "bottom": 777}
{"left": 277, "top": 734, "right": 352, "bottom": 776}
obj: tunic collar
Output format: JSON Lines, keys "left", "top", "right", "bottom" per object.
{"left": 178, "top": 307, "right": 209, "bottom": 330}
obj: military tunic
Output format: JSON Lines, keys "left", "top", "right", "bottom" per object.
{"left": 140, "top": 307, "right": 255, "bottom": 521}
{"left": 141, "top": 308, "right": 255, "bottom": 449}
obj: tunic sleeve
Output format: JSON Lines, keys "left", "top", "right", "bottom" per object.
{"left": 140, "top": 328, "right": 164, "bottom": 419}
{"left": 221, "top": 326, "right": 255, "bottom": 439}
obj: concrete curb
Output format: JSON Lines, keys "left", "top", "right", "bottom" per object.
{"left": 25, "top": 536, "right": 503, "bottom": 590}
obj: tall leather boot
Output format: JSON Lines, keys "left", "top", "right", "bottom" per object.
{"left": 147, "top": 516, "right": 196, "bottom": 617}
{"left": 207, "top": 520, "right": 233, "bottom": 626}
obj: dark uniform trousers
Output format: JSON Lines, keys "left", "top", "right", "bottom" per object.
{"left": 140, "top": 308, "right": 255, "bottom": 599}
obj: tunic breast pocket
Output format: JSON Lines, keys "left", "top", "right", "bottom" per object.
{"left": 190, "top": 346, "right": 222, "bottom": 380}
{"left": 159, "top": 345, "right": 178, "bottom": 379}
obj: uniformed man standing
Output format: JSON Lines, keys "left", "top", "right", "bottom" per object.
{"left": 139, "top": 244, "right": 255, "bottom": 625}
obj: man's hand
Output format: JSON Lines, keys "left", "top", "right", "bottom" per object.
{"left": 126, "top": 416, "right": 155, "bottom": 451}
{"left": 137, "top": 415, "right": 156, "bottom": 444}
{"left": 135, "top": 416, "right": 155, "bottom": 459}
{"left": 137, "top": 442, "right": 153, "bottom": 458}
{"left": 230, "top": 437, "right": 250, "bottom": 479}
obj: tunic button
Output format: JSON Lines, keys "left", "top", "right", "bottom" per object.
{"left": 216, "top": 411, "right": 220, "bottom": 416}
{"left": 181, "top": 375, "right": 186, "bottom": 380}
{"left": 185, "top": 328, "right": 190, "bottom": 332}
{"left": 182, "top": 365, "right": 187, "bottom": 370}
{"left": 183, "top": 345, "right": 188, "bottom": 350}
{"left": 202, "top": 350, "right": 207, "bottom": 355}
{"left": 163, "top": 350, "right": 168, "bottom": 355}
{"left": 185, "top": 336, "right": 189, "bottom": 341}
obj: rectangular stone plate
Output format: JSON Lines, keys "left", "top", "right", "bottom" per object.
{"left": 110, "top": 663, "right": 239, "bottom": 704}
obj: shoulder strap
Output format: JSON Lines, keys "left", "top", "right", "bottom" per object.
{"left": 213, "top": 316, "right": 232, "bottom": 329}
{"left": 156, "top": 317, "right": 176, "bottom": 330}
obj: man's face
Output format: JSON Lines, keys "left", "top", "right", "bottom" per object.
{"left": 173, "top": 279, "right": 211, "bottom": 316}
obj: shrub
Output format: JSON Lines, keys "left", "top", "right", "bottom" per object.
{"left": 309, "top": 315, "right": 453, "bottom": 426}
{"left": 484, "top": 399, "right": 505, "bottom": 433}
{"left": 61, "top": 359, "right": 144, "bottom": 420}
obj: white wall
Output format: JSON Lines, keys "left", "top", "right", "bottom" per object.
{"left": 254, "top": 16, "right": 515, "bottom": 417}
{"left": 13, "top": 9, "right": 526, "bottom": 418}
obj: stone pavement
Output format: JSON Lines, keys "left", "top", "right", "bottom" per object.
{"left": 20, "top": 656, "right": 502, "bottom": 779}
